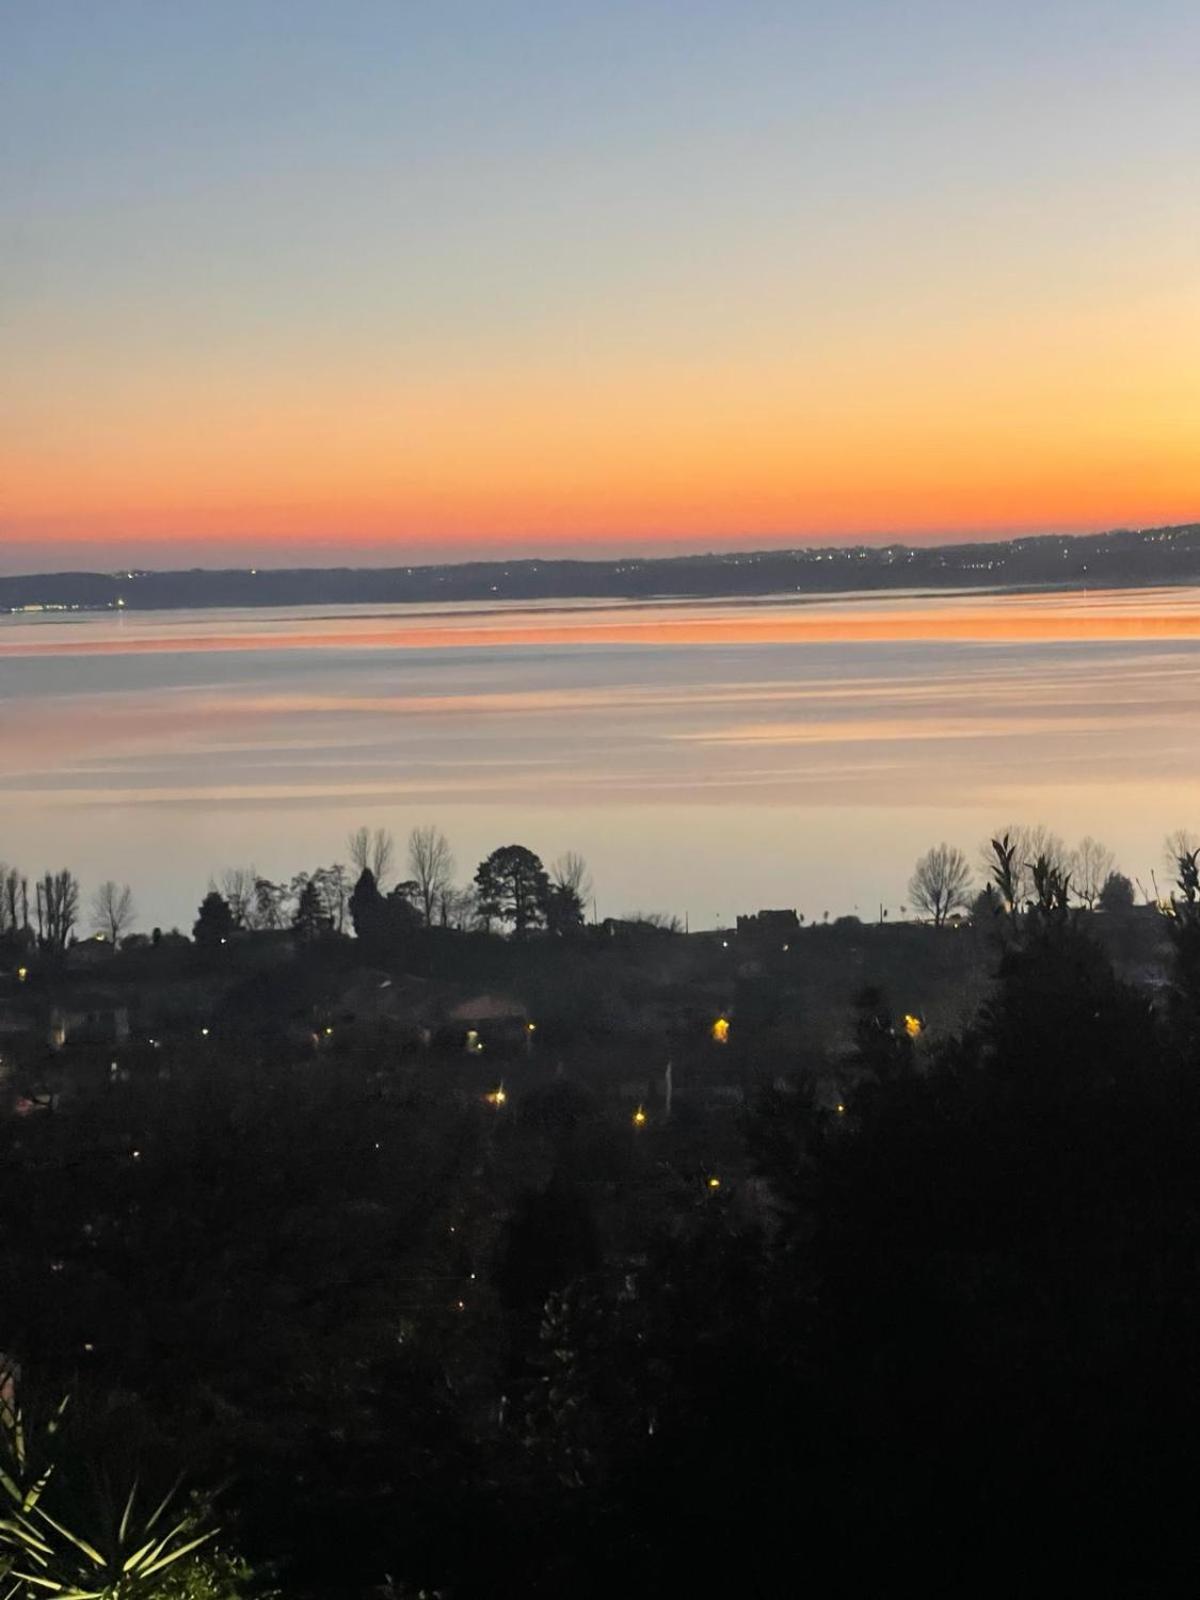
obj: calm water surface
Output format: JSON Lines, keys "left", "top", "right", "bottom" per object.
{"left": 2, "top": 586, "right": 1199, "bottom": 929}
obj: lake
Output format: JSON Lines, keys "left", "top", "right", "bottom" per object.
{"left": 2, "top": 584, "right": 1199, "bottom": 931}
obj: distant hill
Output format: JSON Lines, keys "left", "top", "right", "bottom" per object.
{"left": 3, "top": 522, "right": 1199, "bottom": 613}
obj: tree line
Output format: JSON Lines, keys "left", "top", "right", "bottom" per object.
{"left": 2, "top": 819, "right": 1189, "bottom": 961}
{"left": 190, "top": 827, "right": 594, "bottom": 949}
{"left": 906, "top": 823, "right": 1144, "bottom": 926}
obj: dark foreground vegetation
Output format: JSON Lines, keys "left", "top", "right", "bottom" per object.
{"left": 3, "top": 837, "right": 1200, "bottom": 1595}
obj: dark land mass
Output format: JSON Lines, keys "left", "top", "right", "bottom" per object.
{"left": 1, "top": 890, "right": 1194, "bottom": 1596}
{"left": 4, "top": 519, "right": 1199, "bottom": 612}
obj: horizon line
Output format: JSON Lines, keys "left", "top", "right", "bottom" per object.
{"left": 3, "top": 517, "right": 1197, "bottom": 584}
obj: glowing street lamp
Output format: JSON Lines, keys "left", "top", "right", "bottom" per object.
{"left": 707, "top": 1175, "right": 721, "bottom": 1191}
{"left": 903, "top": 1013, "right": 923, "bottom": 1040}
{"left": 485, "top": 1086, "right": 507, "bottom": 1107}
{"left": 632, "top": 1106, "right": 647, "bottom": 1128}
{"left": 711, "top": 1016, "right": 730, "bottom": 1045}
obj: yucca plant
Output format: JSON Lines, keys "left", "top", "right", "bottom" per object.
{"left": 0, "top": 1372, "right": 218, "bottom": 1599}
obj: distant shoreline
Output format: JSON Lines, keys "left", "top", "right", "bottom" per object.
{"left": 2, "top": 520, "right": 1199, "bottom": 615}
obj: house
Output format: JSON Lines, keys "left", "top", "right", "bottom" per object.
{"left": 443, "top": 993, "right": 533, "bottom": 1055}
{"left": 736, "top": 909, "right": 801, "bottom": 942}
{"left": 65, "top": 937, "right": 116, "bottom": 972}
{"left": 49, "top": 996, "right": 130, "bottom": 1049}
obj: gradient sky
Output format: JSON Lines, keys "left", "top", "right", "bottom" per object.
{"left": 3, "top": 0, "right": 1198, "bottom": 573}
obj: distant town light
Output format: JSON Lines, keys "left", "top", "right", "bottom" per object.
{"left": 632, "top": 1106, "right": 647, "bottom": 1128}
{"left": 707, "top": 1175, "right": 721, "bottom": 1190}
{"left": 485, "top": 1086, "right": 507, "bottom": 1107}
{"left": 903, "top": 1013, "right": 923, "bottom": 1039}
{"left": 836, "top": 1103, "right": 846, "bottom": 1115}
{"left": 201, "top": 1027, "right": 209, "bottom": 1037}
{"left": 16, "top": 967, "right": 27, "bottom": 982}
{"left": 711, "top": 1017, "right": 730, "bottom": 1045}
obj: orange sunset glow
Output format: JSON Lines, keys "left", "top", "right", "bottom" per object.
{"left": 6, "top": 294, "right": 1199, "bottom": 562}
{"left": 4, "top": 6, "right": 1198, "bottom": 571}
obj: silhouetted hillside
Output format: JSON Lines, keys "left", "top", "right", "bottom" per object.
{"left": 4, "top": 521, "right": 1199, "bottom": 612}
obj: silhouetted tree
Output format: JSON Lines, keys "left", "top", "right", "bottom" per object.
{"left": 291, "top": 878, "right": 328, "bottom": 941}
{"left": 544, "top": 881, "right": 586, "bottom": 935}
{"left": 986, "top": 832, "right": 1022, "bottom": 920}
{"left": 252, "top": 876, "right": 289, "bottom": 930}
{"left": 1069, "top": 836, "right": 1116, "bottom": 910}
{"left": 408, "top": 825, "right": 454, "bottom": 925}
{"left": 0, "top": 867, "right": 29, "bottom": 937}
{"left": 551, "top": 850, "right": 592, "bottom": 905}
{"left": 311, "top": 864, "right": 350, "bottom": 933}
{"left": 438, "top": 884, "right": 479, "bottom": 930}
{"left": 348, "top": 826, "right": 395, "bottom": 889}
{"left": 1098, "top": 870, "right": 1136, "bottom": 912}
{"left": 89, "top": 880, "right": 135, "bottom": 944}
{"left": 982, "top": 823, "right": 1067, "bottom": 905}
{"left": 1166, "top": 847, "right": 1200, "bottom": 1050}
{"left": 34, "top": 870, "right": 79, "bottom": 954}
{"left": 970, "top": 884, "right": 1000, "bottom": 921}
{"left": 193, "top": 890, "right": 234, "bottom": 947}
{"left": 385, "top": 882, "right": 422, "bottom": 936}
{"left": 475, "top": 845, "right": 549, "bottom": 937}
{"left": 908, "top": 843, "right": 972, "bottom": 926}
{"left": 219, "top": 866, "right": 257, "bottom": 928}
{"left": 1163, "top": 828, "right": 1199, "bottom": 876}
{"left": 348, "top": 867, "right": 385, "bottom": 940}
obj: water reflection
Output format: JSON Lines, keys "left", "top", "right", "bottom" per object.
{"left": 1, "top": 587, "right": 1198, "bottom": 928}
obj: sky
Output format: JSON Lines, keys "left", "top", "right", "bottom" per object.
{"left": 2, "top": 0, "right": 1198, "bottom": 574}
